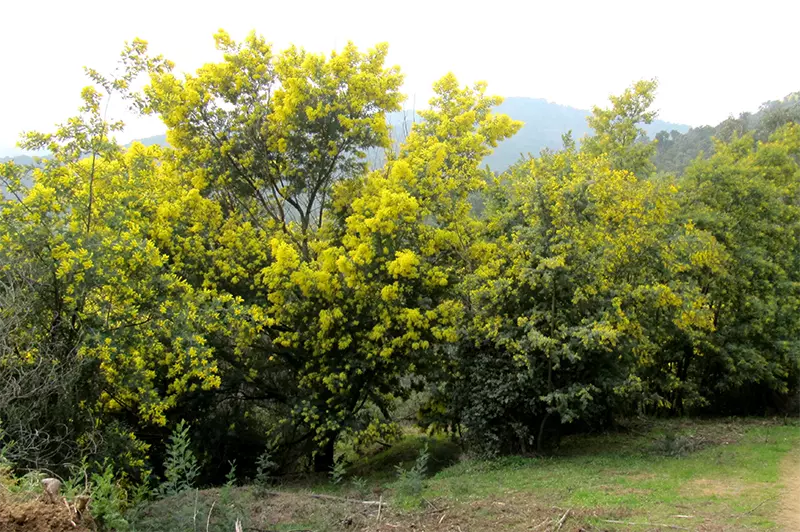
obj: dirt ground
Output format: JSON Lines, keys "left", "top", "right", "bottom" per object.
{"left": 0, "top": 493, "right": 93, "bottom": 532}
{"left": 778, "top": 448, "right": 800, "bottom": 531}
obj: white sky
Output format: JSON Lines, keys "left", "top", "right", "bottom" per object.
{"left": 2, "top": 0, "right": 798, "bottom": 156}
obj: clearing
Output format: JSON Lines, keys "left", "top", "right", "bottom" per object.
{"left": 128, "top": 418, "right": 800, "bottom": 532}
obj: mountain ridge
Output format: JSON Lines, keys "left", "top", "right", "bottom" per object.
{"left": 1, "top": 97, "right": 689, "bottom": 171}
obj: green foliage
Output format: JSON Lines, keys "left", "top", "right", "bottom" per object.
{"left": 653, "top": 91, "right": 800, "bottom": 175}
{"left": 671, "top": 125, "right": 800, "bottom": 412}
{"left": 349, "top": 476, "right": 368, "bottom": 498}
{"left": 255, "top": 449, "right": 278, "bottom": 486}
{"left": 582, "top": 78, "right": 658, "bottom": 176}
{"left": 651, "top": 432, "right": 703, "bottom": 457}
{"left": 347, "top": 435, "right": 461, "bottom": 480}
{"left": 1, "top": 28, "right": 796, "bottom": 492}
{"left": 90, "top": 461, "right": 131, "bottom": 531}
{"left": 127, "top": 488, "right": 249, "bottom": 532}
{"left": 329, "top": 457, "right": 347, "bottom": 485}
{"left": 224, "top": 460, "right": 237, "bottom": 488}
{"left": 393, "top": 443, "right": 430, "bottom": 497}
{"left": 158, "top": 421, "right": 200, "bottom": 497}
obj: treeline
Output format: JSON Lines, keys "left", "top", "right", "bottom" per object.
{"left": 1, "top": 33, "right": 798, "bottom": 489}
{"left": 653, "top": 91, "right": 800, "bottom": 174}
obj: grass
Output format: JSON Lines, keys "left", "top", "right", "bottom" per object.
{"left": 128, "top": 418, "right": 800, "bottom": 531}
{"left": 418, "top": 419, "right": 798, "bottom": 530}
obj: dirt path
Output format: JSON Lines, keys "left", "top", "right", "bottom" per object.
{"left": 778, "top": 447, "right": 800, "bottom": 531}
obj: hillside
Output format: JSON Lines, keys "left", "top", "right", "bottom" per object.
{"left": 653, "top": 91, "right": 800, "bottom": 174}
{"left": 0, "top": 155, "right": 37, "bottom": 166}
{"left": 5, "top": 94, "right": 799, "bottom": 178}
{"left": 3, "top": 99, "right": 688, "bottom": 173}
{"left": 378, "top": 99, "right": 689, "bottom": 171}
{"left": 120, "top": 93, "right": 798, "bottom": 176}
{"left": 484, "top": 97, "right": 689, "bottom": 169}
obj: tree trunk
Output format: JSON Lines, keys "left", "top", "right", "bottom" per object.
{"left": 674, "top": 343, "right": 694, "bottom": 415}
{"left": 313, "top": 434, "right": 336, "bottom": 474}
{"left": 536, "top": 412, "right": 551, "bottom": 453}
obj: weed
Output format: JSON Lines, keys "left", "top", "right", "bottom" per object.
{"left": 651, "top": 432, "right": 702, "bottom": 457}
{"left": 90, "top": 460, "right": 130, "bottom": 531}
{"left": 330, "top": 458, "right": 347, "bottom": 485}
{"left": 255, "top": 449, "right": 278, "bottom": 487}
{"left": 394, "top": 442, "right": 430, "bottom": 497}
{"left": 158, "top": 420, "right": 200, "bottom": 497}
{"left": 225, "top": 460, "right": 237, "bottom": 488}
{"left": 350, "top": 476, "right": 368, "bottom": 495}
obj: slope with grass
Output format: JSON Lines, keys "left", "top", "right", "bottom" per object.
{"left": 127, "top": 418, "right": 800, "bottom": 532}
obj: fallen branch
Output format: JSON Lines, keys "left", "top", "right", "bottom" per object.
{"left": 601, "top": 519, "right": 689, "bottom": 530}
{"left": 260, "top": 490, "right": 387, "bottom": 506}
{"left": 422, "top": 497, "right": 439, "bottom": 511}
{"left": 742, "top": 496, "right": 777, "bottom": 515}
{"left": 554, "top": 508, "right": 571, "bottom": 531}
{"left": 376, "top": 495, "right": 383, "bottom": 523}
{"left": 206, "top": 500, "right": 216, "bottom": 532}
{"left": 308, "top": 492, "right": 386, "bottom": 506}
{"left": 424, "top": 507, "right": 451, "bottom": 516}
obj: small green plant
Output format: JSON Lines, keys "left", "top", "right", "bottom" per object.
{"left": 157, "top": 420, "right": 200, "bottom": 497}
{"left": 62, "top": 459, "right": 90, "bottom": 501}
{"left": 330, "top": 457, "right": 347, "bottom": 485}
{"left": 255, "top": 449, "right": 278, "bottom": 486}
{"left": 90, "top": 460, "right": 130, "bottom": 531}
{"left": 350, "top": 476, "right": 368, "bottom": 498}
{"left": 12, "top": 470, "right": 46, "bottom": 495}
{"left": 652, "top": 432, "right": 701, "bottom": 457}
{"left": 224, "top": 459, "right": 237, "bottom": 487}
{"left": 394, "top": 442, "right": 430, "bottom": 497}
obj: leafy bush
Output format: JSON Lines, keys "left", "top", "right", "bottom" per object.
{"left": 127, "top": 489, "right": 248, "bottom": 532}
{"left": 651, "top": 433, "right": 703, "bottom": 457}
{"left": 350, "top": 476, "right": 368, "bottom": 498}
{"left": 90, "top": 461, "right": 130, "bottom": 531}
{"left": 157, "top": 421, "right": 199, "bottom": 497}
{"left": 224, "top": 460, "right": 237, "bottom": 488}
{"left": 394, "top": 443, "right": 429, "bottom": 497}
{"left": 254, "top": 449, "right": 278, "bottom": 487}
{"left": 330, "top": 457, "right": 347, "bottom": 485}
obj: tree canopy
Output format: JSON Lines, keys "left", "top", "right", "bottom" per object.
{"left": 1, "top": 32, "right": 797, "bottom": 485}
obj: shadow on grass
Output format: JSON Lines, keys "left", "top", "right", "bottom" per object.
{"left": 347, "top": 435, "right": 462, "bottom": 480}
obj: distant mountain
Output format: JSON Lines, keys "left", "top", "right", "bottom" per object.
{"left": 485, "top": 98, "right": 689, "bottom": 170}
{"left": 0, "top": 155, "right": 41, "bottom": 194}
{"left": 0, "top": 155, "right": 38, "bottom": 166}
{"left": 375, "top": 100, "right": 689, "bottom": 171}
{"left": 0, "top": 135, "right": 169, "bottom": 167}
{"left": 130, "top": 134, "right": 169, "bottom": 148}
{"left": 652, "top": 91, "right": 800, "bottom": 175}
{"left": 0, "top": 98, "right": 691, "bottom": 175}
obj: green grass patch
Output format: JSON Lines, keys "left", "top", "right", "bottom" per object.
{"left": 347, "top": 434, "right": 461, "bottom": 479}
{"left": 127, "top": 418, "right": 799, "bottom": 531}
{"left": 419, "top": 418, "right": 799, "bottom": 529}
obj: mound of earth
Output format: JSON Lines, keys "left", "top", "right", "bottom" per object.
{"left": 0, "top": 494, "right": 92, "bottom": 532}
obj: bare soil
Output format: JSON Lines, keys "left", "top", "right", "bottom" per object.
{"left": 0, "top": 493, "right": 92, "bottom": 532}
{"left": 777, "top": 448, "right": 800, "bottom": 531}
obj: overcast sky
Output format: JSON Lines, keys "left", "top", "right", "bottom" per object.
{"left": 2, "top": 0, "right": 798, "bottom": 156}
